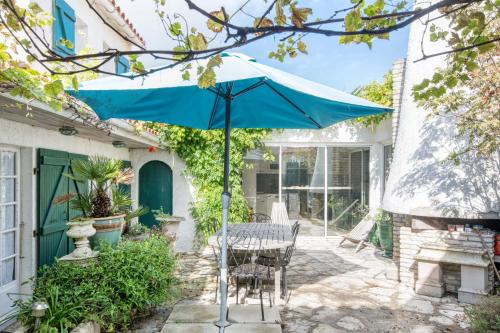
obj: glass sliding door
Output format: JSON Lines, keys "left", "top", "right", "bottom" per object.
{"left": 242, "top": 145, "right": 371, "bottom": 237}
{"left": 281, "top": 147, "right": 325, "bottom": 236}
{"left": 327, "top": 147, "right": 370, "bottom": 236}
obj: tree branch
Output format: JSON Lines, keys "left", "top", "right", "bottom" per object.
{"left": 2, "top": 0, "right": 483, "bottom": 79}
{"left": 414, "top": 37, "right": 500, "bottom": 62}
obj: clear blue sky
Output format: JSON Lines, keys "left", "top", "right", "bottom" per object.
{"left": 120, "top": 0, "right": 410, "bottom": 93}
{"left": 238, "top": 27, "right": 409, "bottom": 93}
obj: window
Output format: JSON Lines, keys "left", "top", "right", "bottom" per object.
{"left": 115, "top": 56, "right": 130, "bottom": 74}
{"left": 75, "top": 17, "right": 88, "bottom": 53}
{"left": 0, "top": 149, "right": 18, "bottom": 288}
{"left": 52, "top": 0, "right": 76, "bottom": 56}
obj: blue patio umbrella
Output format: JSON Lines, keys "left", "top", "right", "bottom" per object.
{"left": 68, "top": 52, "right": 390, "bottom": 331}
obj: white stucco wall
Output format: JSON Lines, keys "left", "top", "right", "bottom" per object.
{"left": 0, "top": 118, "right": 131, "bottom": 159}
{"left": 382, "top": 1, "right": 500, "bottom": 218}
{"left": 129, "top": 148, "right": 196, "bottom": 252}
{"left": 268, "top": 119, "right": 392, "bottom": 145}
{"left": 35, "top": 0, "right": 132, "bottom": 53}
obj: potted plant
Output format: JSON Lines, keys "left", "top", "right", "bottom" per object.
{"left": 375, "top": 209, "right": 393, "bottom": 257}
{"left": 152, "top": 207, "right": 184, "bottom": 240}
{"left": 59, "top": 155, "right": 145, "bottom": 248}
{"left": 124, "top": 222, "right": 150, "bottom": 241}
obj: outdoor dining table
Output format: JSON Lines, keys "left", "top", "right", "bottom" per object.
{"left": 208, "top": 222, "right": 294, "bottom": 305}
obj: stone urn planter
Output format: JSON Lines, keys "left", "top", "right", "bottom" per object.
{"left": 65, "top": 220, "right": 96, "bottom": 259}
{"left": 90, "top": 214, "right": 126, "bottom": 248}
{"left": 156, "top": 216, "right": 184, "bottom": 240}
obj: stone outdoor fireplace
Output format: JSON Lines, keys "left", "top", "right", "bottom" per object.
{"left": 382, "top": 49, "right": 499, "bottom": 304}
{"left": 393, "top": 215, "right": 496, "bottom": 303}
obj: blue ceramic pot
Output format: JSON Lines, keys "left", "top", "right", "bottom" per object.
{"left": 90, "top": 214, "right": 125, "bottom": 249}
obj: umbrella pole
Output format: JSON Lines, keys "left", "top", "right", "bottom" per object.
{"left": 216, "top": 95, "right": 232, "bottom": 331}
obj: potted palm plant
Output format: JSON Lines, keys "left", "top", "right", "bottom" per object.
{"left": 60, "top": 155, "right": 145, "bottom": 249}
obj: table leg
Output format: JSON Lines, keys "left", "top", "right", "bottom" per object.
{"left": 274, "top": 250, "right": 281, "bottom": 305}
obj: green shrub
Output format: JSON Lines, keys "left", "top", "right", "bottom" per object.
{"left": 466, "top": 295, "right": 500, "bottom": 333}
{"left": 16, "top": 235, "right": 178, "bottom": 332}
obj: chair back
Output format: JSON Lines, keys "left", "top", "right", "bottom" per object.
{"left": 227, "top": 231, "right": 264, "bottom": 277}
{"left": 282, "top": 222, "right": 300, "bottom": 266}
{"left": 271, "top": 202, "right": 291, "bottom": 227}
{"left": 209, "top": 220, "right": 221, "bottom": 266}
{"left": 347, "top": 212, "right": 375, "bottom": 241}
{"left": 249, "top": 213, "right": 272, "bottom": 223}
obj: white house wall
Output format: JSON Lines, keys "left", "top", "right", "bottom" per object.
{"left": 0, "top": 117, "right": 131, "bottom": 300}
{"left": 382, "top": 1, "right": 500, "bottom": 219}
{"left": 35, "top": 0, "right": 132, "bottom": 52}
{"left": 268, "top": 119, "right": 392, "bottom": 145}
{"left": 31, "top": 0, "right": 133, "bottom": 73}
{"left": 0, "top": 118, "right": 130, "bottom": 159}
{"left": 129, "top": 148, "right": 195, "bottom": 252}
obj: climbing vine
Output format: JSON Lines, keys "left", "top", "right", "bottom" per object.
{"left": 351, "top": 71, "right": 393, "bottom": 130}
{"left": 147, "top": 123, "right": 272, "bottom": 240}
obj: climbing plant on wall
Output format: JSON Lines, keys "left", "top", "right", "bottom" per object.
{"left": 147, "top": 123, "right": 272, "bottom": 240}
{"left": 351, "top": 71, "right": 393, "bottom": 130}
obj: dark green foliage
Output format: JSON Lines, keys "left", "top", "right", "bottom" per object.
{"left": 466, "top": 295, "right": 500, "bottom": 333}
{"left": 16, "top": 236, "right": 178, "bottom": 332}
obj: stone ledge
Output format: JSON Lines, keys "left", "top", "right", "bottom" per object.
{"left": 161, "top": 323, "right": 282, "bottom": 333}
{"left": 415, "top": 245, "right": 489, "bottom": 267}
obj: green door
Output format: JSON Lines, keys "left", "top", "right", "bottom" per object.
{"left": 139, "top": 161, "right": 172, "bottom": 228}
{"left": 120, "top": 160, "right": 132, "bottom": 199}
{"left": 37, "top": 149, "right": 87, "bottom": 267}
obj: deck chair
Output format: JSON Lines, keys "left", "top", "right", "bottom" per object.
{"left": 337, "top": 212, "right": 376, "bottom": 253}
{"left": 271, "top": 202, "right": 292, "bottom": 227}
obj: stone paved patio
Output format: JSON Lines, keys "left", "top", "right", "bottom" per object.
{"left": 172, "top": 237, "right": 471, "bottom": 333}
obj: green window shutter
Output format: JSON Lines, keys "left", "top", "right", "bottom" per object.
{"left": 52, "top": 0, "right": 76, "bottom": 56}
{"left": 116, "top": 56, "right": 130, "bottom": 74}
{"left": 37, "top": 149, "right": 87, "bottom": 267}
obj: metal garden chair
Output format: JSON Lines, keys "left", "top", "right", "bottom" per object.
{"left": 271, "top": 202, "right": 293, "bottom": 227}
{"left": 227, "top": 231, "right": 274, "bottom": 321}
{"left": 257, "top": 221, "right": 300, "bottom": 300}
{"left": 209, "top": 220, "right": 222, "bottom": 304}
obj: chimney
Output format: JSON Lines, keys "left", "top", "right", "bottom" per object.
{"left": 391, "top": 59, "right": 406, "bottom": 148}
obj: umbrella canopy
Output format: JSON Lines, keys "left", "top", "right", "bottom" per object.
{"left": 68, "top": 52, "right": 391, "bottom": 332}
{"left": 69, "top": 53, "right": 390, "bottom": 129}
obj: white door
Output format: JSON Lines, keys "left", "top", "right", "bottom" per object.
{"left": 0, "top": 148, "right": 20, "bottom": 320}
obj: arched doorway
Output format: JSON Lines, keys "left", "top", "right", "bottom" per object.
{"left": 139, "top": 161, "right": 173, "bottom": 228}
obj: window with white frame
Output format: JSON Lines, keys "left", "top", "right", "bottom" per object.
{"left": 0, "top": 149, "right": 18, "bottom": 287}
{"left": 75, "top": 16, "right": 88, "bottom": 53}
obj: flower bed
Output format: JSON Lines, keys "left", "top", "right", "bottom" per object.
{"left": 15, "top": 235, "right": 178, "bottom": 332}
